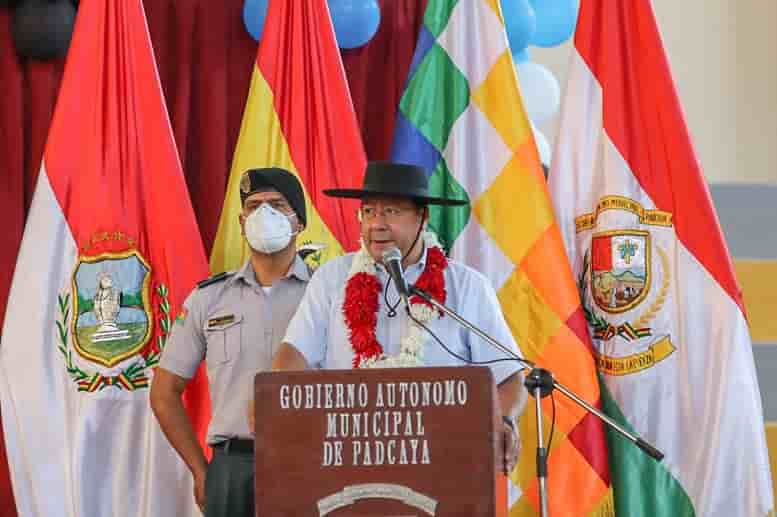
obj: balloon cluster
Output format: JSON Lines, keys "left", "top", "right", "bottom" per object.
{"left": 8, "top": 0, "right": 76, "bottom": 60}
{"left": 502, "top": 0, "right": 580, "bottom": 167}
{"left": 243, "top": 0, "right": 380, "bottom": 49}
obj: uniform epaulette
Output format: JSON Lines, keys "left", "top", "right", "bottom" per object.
{"left": 197, "top": 271, "right": 233, "bottom": 289}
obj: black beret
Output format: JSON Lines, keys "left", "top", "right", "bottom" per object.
{"left": 239, "top": 167, "right": 306, "bottom": 227}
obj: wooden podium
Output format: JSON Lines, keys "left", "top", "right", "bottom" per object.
{"left": 254, "top": 366, "right": 503, "bottom": 517}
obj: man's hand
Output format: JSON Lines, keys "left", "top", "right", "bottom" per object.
{"left": 193, "top": 467, "right": 206, "bottom": 512}
{"left": 150, "top": 368, "right": 209, "bottom": 513}
{"left": 496, "top": 371, "right": 527, "bottom": 475}
{"left": 502, "top": 417, "right": 520, "bottom": 474}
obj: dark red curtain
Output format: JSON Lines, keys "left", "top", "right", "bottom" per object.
{"left": 0, "top": 1, "right": 426, "bottom": 514}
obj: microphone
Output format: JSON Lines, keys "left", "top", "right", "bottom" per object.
{"left": 381, "top": 247, "right": 410, "bottom": 310}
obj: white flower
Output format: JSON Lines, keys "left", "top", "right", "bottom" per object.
{"left": 348, "top": 244, "right": 377, "bottom": 276}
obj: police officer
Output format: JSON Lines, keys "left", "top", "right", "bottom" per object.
{"left": 151, "top": 167, "right": 310, "bottom": 517}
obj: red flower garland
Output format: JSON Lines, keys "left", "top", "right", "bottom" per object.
{"left": 343, "top": 247, "right": 449, "bottom": 367}
{"left": 343, "top": 272, "right": 382, "bottom": 367}
{"left": 410, "top": 246, "right": 447, "bottom": 311}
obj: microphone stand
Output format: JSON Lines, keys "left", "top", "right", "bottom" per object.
{"left": 409, "top": 286, "right": 664, "bottom": 517}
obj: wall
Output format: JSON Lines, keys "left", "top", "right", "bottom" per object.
{"left": 532, "top": 0, "right": 777, "bottom": 184}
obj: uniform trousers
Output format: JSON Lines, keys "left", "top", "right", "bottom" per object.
{"left": 205, "top": 440, "right": 254, "bottom": 517}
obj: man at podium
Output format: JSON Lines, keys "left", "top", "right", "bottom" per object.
{"left": 272, "top": 161, "right": 527, "bottom": 474}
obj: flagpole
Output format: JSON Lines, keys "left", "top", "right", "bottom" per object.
{"left": 410, "top": 286, "right": 665, "bottom": 516}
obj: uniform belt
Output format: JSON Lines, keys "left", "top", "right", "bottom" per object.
{"left": 213, "top": 438, "right": 254, "bottom": 454}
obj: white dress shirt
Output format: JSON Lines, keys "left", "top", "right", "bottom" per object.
{"left": 284, "top": 245, "right": 523, "bottom": 385}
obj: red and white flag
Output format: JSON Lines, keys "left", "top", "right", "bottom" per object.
{"left": 549, "top": 0, "right": 774, "bottom": 515}
{"left": 0, "top": 1, "right": 210, "bottom": 515}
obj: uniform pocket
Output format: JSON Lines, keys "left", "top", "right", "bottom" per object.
{"left": 204, "top": 314, "right": 243, "bottom": 364}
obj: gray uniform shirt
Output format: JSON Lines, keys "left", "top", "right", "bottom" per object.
{"left": 160, "top": 256, "right": 310, "bottom": 444}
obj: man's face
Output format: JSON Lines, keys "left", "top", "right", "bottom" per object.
{"left": 238, "top": 189, "right": 300, "bottom": 233}
{"left": 359, "top": 195, "right": 425, "bottom": 262}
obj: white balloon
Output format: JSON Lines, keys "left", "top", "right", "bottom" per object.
{"left": 530, "top": 123, "right": 552, "bottom": 166}
{"left": 516, "top": 61, "right": 560, "bottom": 124}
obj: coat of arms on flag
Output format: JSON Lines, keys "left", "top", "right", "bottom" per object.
{"left": 72, "top": 248, "right": 152, "bottom": 366}
{"left": 590, "top": 230, "right": 650, "bottom": 313}
{"left": 577, "top": 197, "right": 675, "bottom": 375}
{"left": 57, "top": 231, "right": 173, "bottom": 393}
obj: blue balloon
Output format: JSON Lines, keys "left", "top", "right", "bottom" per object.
{"left": 243, "top": 0, "right": 269, "bottom": 42}
{"left": 502, "top": 0, "right": 536, "bottom": 54}
{"left": 529, "top": 0, "right": 579, "bottom": 47}
{"left": 329, "top": 0, "right": 381, "bottom": 50}
{"left": 512, "top": 47, "right": 531, "bottom": 64}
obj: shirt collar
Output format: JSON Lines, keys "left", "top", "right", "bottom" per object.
{"left": 405, "top": 243, "right": 429, "bottom": 273}
{"left": 233, "top": 254, "right": 311, "bottom": 287}
{"left": 288, "top": 254, "right": 312, "bottom": 282}
{"left": 375, "top": 243, "right": 429, "bottom": 277}
{"left": 233, "top": 260, "right": 258, "bottom": 287}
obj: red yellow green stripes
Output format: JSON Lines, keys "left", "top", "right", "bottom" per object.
{"left": 211, "top": 0, "right": 365, "bottom": 273}
{"left": 76, "top": 372, "right": 150, "bottom": 392}
{"left": 593, "top": 322, "right": 651, "bottom": 341}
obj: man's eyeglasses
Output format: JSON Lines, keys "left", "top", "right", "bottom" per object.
{"left": 359, "top": 205, "right": 413, "bottom": 222}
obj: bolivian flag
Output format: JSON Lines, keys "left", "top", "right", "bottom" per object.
{"left": 210, "top": 0, "right": 365, "bottom": 273}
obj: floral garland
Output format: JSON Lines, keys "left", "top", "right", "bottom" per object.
{"left": 343, "top": 231, "right": 448, "bottom": 368}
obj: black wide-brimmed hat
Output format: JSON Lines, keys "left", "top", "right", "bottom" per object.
{"left": 323, "top": 161, "right": 468, "bottom": 206}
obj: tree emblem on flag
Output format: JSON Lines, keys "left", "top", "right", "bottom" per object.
{"left": 574, "top": 197, "right": 678, "bottom": 375}
{"left": 590, "top": 230, "right": 650, "bottom": 314}
{"left": 580, "top": 243, "right": 675, "bottom": 376}
{"left": 56, "top": 234, "right": 172, "bottom": 392}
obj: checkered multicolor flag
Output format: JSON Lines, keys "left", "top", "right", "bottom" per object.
{"left": 391, "top": 1, "right": 613, "bottom": 515}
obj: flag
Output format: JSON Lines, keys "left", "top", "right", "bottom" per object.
{"left": 391, "top": 1, "right": 612, "bottom": 515}
{"left": 0, "top": 1, "right": 210, "bottom": 515}
{"left": 210, "top": 0, "right": 365, "bottom": 274}
{"left": 548, "top": 0, "right": 774, "bottom": 515}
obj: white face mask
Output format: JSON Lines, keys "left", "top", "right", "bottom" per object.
{"left": 244, "top": 203, "right": 297, "bottom": 254}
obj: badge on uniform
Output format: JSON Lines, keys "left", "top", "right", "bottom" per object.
{"left": 207, "top": 314, "right": 235, "bottom": 328}
{"left": 175, "top": 308, "right": 188, "bottom": 326}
